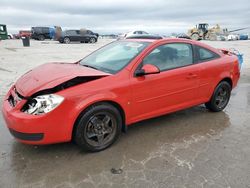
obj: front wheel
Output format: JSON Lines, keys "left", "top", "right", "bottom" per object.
{"left": 205, "top": 81, "right": 231, "bottom": 112}
{"left": 74, "top": 103, "right": 122, "bottom": 152}
{"left": 191, "top": 33, "right": 200, "bottom": 40}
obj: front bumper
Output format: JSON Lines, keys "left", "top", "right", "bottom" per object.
{"left": 2, "top": 87, "right": 75, "bottom": 145}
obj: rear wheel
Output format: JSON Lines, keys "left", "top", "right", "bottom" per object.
{"left": 38, "top": 35, "right": 45, "bottom": 41}
{"left": 74, "top": 103, "right": 122, "bottom": 152}
{"left": 205, "top": 81, "right": 231, "bottom": 112}
{"left": 89, "top": 37, "right": 96, "bottom": 43}
{"left": 64, "top": 37, "right": 70, "bottom": 44}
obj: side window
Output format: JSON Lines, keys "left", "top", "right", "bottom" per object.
{"left": 143, "top": 43, "right": 193, "bottom": 71}
{"left": 36, "top": 28, "right": 42, "bottom": 33}
{"left": 197, "top": 46, "right": 220, "bottom": 61}
{"left": 42, "top": 28, "right": 49, "bottom": 33}
{"left": 67, "top": 30, "right": 77, "bottom": 35}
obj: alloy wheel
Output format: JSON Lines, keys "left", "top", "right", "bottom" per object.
{"left": 215, "top": 86, "right": 229, "bottom": 109}
{"left": 89, "top": 38, "right": 96, "bottom": 43}
{"left": 64, "top": 37, "right": 70, "bottom": 44}
{"left": 84, "top": 112, "right": 117, "bottom": 147}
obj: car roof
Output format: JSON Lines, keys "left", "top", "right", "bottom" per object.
{"left": 123, "top": 38, "right": 157, "bottom": 43}
{"left": 125, "top": 38, "right": 192, "bottom": 43}
{"left": 32, "top": 27, "right": 50, "bottom": 29}
{"left": 124, "top": 38, "right": 220, "bottom": 54}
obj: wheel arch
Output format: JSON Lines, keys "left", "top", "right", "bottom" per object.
{"left": 208, "top": 76, "right": 233, "bottom": 101}
{"left": 219, "top": 77, "right": 233, "bottom": 89}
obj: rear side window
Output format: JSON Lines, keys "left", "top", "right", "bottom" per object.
{"left": 42, "top": 28, "right": 49, "bottom": 33}
{"left": 87, "top": 30, "right": 92, "bottom": 34}
{"left": 143, "top": 43, "right": 193, "bottom": 71}
{"left": 66, "top": 30, "right": 77, "bottom": 35}
{"left": 33, "top": 27, "right": 42, "bottom": 33}
{"left": 196, "top": 46, "right": 220, "bottom": 62}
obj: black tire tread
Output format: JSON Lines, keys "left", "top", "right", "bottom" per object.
{"left": 73, "top": 103, "right": 122, "bottom": 152}
{"left": 205, "top": 81, "right": 231, "bottom": 112}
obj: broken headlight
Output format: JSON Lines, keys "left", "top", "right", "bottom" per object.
{"left": 23, "top": 94, "right": 64, "bottom": 115}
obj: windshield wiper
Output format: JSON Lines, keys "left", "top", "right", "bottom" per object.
{"left": 81, "top": 64, "right": 99, "bottom": 70}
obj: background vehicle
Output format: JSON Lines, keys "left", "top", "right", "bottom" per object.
{"left": 19, "top": 30, "right": 32, "bottom": 38}
{"left": 228, "top": 34, "right": 239, "bottom": 41}
{"left": 31, "top": 26, "right": 62, "bottom": 40}
{"left": 239, "top": 34, "right": 248, "bottom": 40}
{"left": 118, "top": 30, "right": 149, "bottom": 40}
{"left": 187, "top": 23, "right": 220, "bottom": 40}
{"left": 58, "top": 29, "right": 98, "bottom": 43}
{"left": 86, "top": 30, "right": 99, "bottom": 38}
{"left": 187, "top": 23, "right": 249, "bottom": 41}
{"left": 0, "top": 24, "right": 8, "bottom": 40}
{"left": 176, "top": 33, "right": 191, "bottom": 39}
{"left": 31, "top": 27, "right": 51, "bottom": 40}
{"left": 126, "top": 34, "right": 163, "bottom": 39}
{"left": 8, "top": 33, "right": 13, "bottom": 39}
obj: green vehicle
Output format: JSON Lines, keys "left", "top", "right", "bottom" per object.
{"left": 0, "top": 24, "right": 8, "bottom": 40}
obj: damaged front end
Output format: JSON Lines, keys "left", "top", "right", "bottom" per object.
{"left": 19, "top": 76, "right": 105, "bottom": 115}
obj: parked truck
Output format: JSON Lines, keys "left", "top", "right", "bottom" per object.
{"left": 0, "top": 24, "right": 8, "bottom": 40}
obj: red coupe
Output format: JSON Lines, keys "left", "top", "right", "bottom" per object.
{"left": 2, "top": 38, "right": 240, "bottom": 151}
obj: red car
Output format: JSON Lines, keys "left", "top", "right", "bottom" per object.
{"left": 2, "top": 38, "right": 240, "bottom": 151}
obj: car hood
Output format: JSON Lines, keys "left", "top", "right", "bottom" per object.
{"left": 15, "top": 63, "right": 110, "bottom": 97}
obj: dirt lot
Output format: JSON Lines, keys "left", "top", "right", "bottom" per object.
{"left": 0, "top": 39, "right": 250, "bottom": 188}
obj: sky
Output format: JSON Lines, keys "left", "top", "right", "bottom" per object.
{"left": 0, "top": 0, "right": 250, "bottom": 35}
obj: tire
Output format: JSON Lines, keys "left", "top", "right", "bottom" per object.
{"left": 64, "top": 37, "right": 70, "bottom": 44}
{"left": 191, "top": 33, "right": 200, "bottom": 40}
{"left": 74, "top": 103, "right": 122, "bottom": 152}
{"left": 38, "top": 35, "right": 45, "bottom": 41}
{"left": 205, "top": 81, "right": 231, "bottom": 112}
{"left": 63, "top": 37, "right": 71, "bottom": 44}
{"left": 89, "top": 37, "right": 96, "bottom": 43}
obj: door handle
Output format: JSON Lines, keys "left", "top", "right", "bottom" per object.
{"left": 186, "top": 73, "right": 197, "bottom": 79}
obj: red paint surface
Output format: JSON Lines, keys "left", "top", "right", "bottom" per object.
{"left": 2, "top": 39, "right": 240, "bottom": 144}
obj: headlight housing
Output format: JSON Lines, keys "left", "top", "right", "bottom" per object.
{"left": 23, "top": 94, "right": 64, "bottom": 115}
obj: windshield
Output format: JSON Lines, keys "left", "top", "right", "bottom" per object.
{"left": 80, "top": 41, "right": 150, "bottom": 74}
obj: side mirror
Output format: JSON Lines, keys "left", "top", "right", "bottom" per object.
{"left": 135, "top": 64, "right": 160, "bottom": 76}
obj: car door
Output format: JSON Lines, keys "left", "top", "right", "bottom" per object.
{"left": 75, "top": 30, "right": 83, "bottom": 42}
{"left": 40, "top": 27, "right": 48, "bottom": 39}
{"left": 130, "top": 42, "right": 200, "bottom": 121}
{"left": 67, "top": 30, "right": 78, "bottom": 41}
